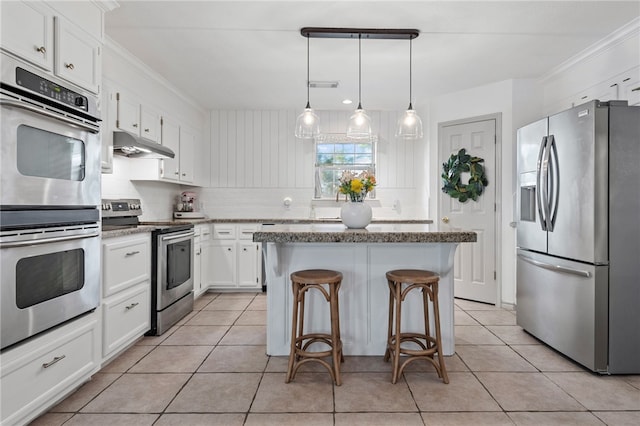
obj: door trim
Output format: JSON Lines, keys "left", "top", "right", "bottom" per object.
{"left": 437, "top": 112, "right": 502, "bottom": 307}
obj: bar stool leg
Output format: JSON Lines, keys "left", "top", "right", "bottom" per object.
{"left": 286, "top": 282, "right": 300, "bottom": 383}
{"left": 330, "top": 282, "right": 342, "bottom": 386}
{"left": 431, "top": 282, "right": 449, "bottom": 384}
{"left": 391, "top": 280, "right": 403, "bottom": 384}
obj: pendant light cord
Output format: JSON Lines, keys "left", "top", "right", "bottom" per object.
{"left": 408, "top": 37, "right": 413, "bottom": 110}
{"left": 357, "top": 34, "right": 362, "bottom": 110}
{"left": 305, "top": 36, "right": 311, "bottom": 109}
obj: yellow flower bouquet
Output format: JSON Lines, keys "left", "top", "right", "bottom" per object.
{"left": 338, "top": 170, "right": 376, "bottom": 202}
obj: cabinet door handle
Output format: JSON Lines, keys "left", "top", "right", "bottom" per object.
{"left": 125, "top": 302, "right": 139, "bottom": 310}
{"left": 36, "top": 46, "right": 46, "bottom": 54}
{"left": 174, "top": 171, "right": 180, "bottom": 175}
{"left": 132, "top": 123, "right": 138, "bottom": 128}
{"left": 65, "top": 63, "right": 75, "bottom": 70}
{"left": 243, "top": 248, "right": 247, "bottom": 252}
{"left": 42, "top": 355, "right": 66, "bottom": 369}
{"left": 632, "top": 86, "right": 640, "bottom": 92}
{"left": 125, "top": 251, "right": 140, "bottom": 257}
{"left": 182, "top": 173, "right": 186, "bottom": 176}
{"left": 227, "top": 247, "right": 232, "bottom": 252}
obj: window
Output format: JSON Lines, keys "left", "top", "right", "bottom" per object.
{"left": 314, "top": 134, "right": 377, "bottom": 199}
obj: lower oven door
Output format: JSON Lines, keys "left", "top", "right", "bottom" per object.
{"left": 0, "top": 226, "right": 100, "bottom": 350}
{"left": 157, "top": 230, "right": 195, "bottom": 310}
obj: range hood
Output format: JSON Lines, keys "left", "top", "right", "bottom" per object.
{"left": 112, "top": 131, "right": 175, "bottom": 159}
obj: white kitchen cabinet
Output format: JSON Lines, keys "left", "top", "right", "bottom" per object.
{"left": 159, "top": 117, "right": 181, "bottom": 181}
{"left": 115, "top": 92, "right": 161, "bottom": 143}
{"left": 206, "top": 224, "right": 262, "bottom": 291}
{"left": 193, "top": 224, "right": 211, "bottom": 298}
{"left": 0, "top": 1, "right": 103, "bottom": 94}
{"left": 0, "top": 313, "right": 100, "bottom": 426}
{"left": 179, "top": 126, "right": 196, "bottom": 183}
{"left": 140, "top": 106, "right": 161, "bottom": 143}
{"left": 101, "top": 233, "right": 151, "bottom": 362}
{"left": 620, "top": 68, "right": 640, "bottom": 106}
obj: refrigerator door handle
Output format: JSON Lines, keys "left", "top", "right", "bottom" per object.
{"left": 518, "top": 253, "right": 592, "bottom": 278}
{"left": 547, "top": 135, "right": 560, "bottom": 231}
{"left": 541, "top": 136, "right": 553, "bottom": 231}
{"left": 536, "top": 136, "right": 548, "bottom": 231}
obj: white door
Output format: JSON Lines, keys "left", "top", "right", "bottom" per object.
{"left": 439, "top": 117, "right": 497, "bottom": 304}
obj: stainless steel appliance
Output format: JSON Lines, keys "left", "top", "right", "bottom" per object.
{"left": 0, "top": 51, "right": 102, "bottom": 351}
{"left": 516, "top": 100, "right": 640, "bottom": 374}
{"left": 102, "top": 199, "right": 194, "bottom": 336}
{"left": 1, "top": 51, "right": 101, "bottom": 208}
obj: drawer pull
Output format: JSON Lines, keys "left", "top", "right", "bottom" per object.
{"left": 42, "top": 355, "right": 65, "bottom": 369}
{"left": 125, "top": 251, "right": 140, "bottom": 257}
{"left": 36, "top": 46, "right": 46, "bottom": 54}
{"left": 125, "top": 302, "right": 139, "bottom": 310}
{"left": 65, "top": 63, "right": 75, "bottom": 70}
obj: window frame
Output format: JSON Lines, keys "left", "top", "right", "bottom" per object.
{"left": 313, "top": 133, "right": 377, "bottom": 200}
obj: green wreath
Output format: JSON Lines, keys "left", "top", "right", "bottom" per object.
{"left": 441, "top": 148, "right": 489, "bottom": 202}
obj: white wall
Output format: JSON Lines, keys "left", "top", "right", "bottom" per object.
{"left": 202, "top": 109, "right": 428, "bottom": 220}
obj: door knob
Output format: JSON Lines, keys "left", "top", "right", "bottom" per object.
{"left": 442, "top": 216, "right": 450, "bottom": 224}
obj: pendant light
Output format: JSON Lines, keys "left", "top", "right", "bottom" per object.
{"left": 294, "top": 35, "right": 320, "bottom": 139}
{"left": 346, "top": 34, "right": 372, "bottom": 139}
{"left": 396, "top": 37, "right": 423, "bottom": 140}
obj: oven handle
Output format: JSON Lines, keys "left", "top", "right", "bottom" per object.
{"left": 0, "top": 98, "right": 99, "bottom": 133}
{"left": 0, "top": 231, "right": 100, "bottom": 248}
{"left": 161, "top": 231, "right": 195, "bottom": 242}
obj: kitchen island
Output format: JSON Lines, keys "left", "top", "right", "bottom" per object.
{"left": 253, "top": 224, "right": 476, "bottom": 356}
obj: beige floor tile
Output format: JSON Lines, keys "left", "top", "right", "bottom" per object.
{"left": 422, "top": 412, "right": 514, "bottom": 425}
{"left": 265, "top": 355, "right": 329, "bottom": 373}
{"left": 334, "top": 373, "right": 418, "bottom": 412}
{"left": 160, "top": 325, "right": 229, "bottom": 346}
{"left": 167, "top": 372, "right": 261, "bottom": 412}
{"left": 61, "top": 413, "right": 159, "bottom": 425}
{"left": 593, "top": 411, "right": 640, "bottom": 425}
{"left": 135, "top": 329, "right": 174, "bottom": 346}
{"left": 511, "top": 345, "right": 585, "bottom": 372}
{"left": 454, "top": 310, "right": 479, "bottom": 325}
{"left": 185, "top": 310, "right": 242, "bottom": 326}
{"left": 251, "top": 372, "right": 334, "bottom": 412}
{"left": 213, "top": 292, "right": 259, "bottom": 299}
{"left": 406, "top": 372, "right": 502, "bottom": 412}
{"left": 336, "top": 412, "right": 424, "bottom": 425}
{"left": 467, "top": 310, "right": 517, "bottom": 326}
{"left": 485, "top": 325, "right": 540, "bottom": 345}
{"left": 476, "top": 372, "right": 585, "bottom": 411}
{"left": 219, "top": 325, "right": 266, "bottom": 345}
{"left": 455, "top": 299, "right": 501, "bottom": 311}
{"left": 245, "top": 413, "right": 334, "bottom": 425}
{"left": 176, "top": 310, "right": 198, "bottom": 326}
{"left": 456, "top": 345, "right": 537, "bottom": 372}
{"left": 236, "top": 310, "right": 266, "bottom": 325}
{"left": 545, "top": 372, "right": 640, "bottom": 411}
{"left": 81, "top": 373, "right": 190, "bottom": 413}
{"left": 100, "top": 345, "right": 154, "bottom": 373}
{"left": 204, "top": 297, "right": 252, "bottom": 311}
{"left": 340, "top": 356, "right": 393, "bottom": 372}
{"left": 155, "top": 413, "right": 245, "bottom": 425}
{"left": 198, "top": 345, "right": 268, "bottom": 372}
{"left": 193, "top": 294, "right": 217, "bottom": 311}
{"left": 129, "top": 345, "right": 212, "bottom": 373}
{"left": 247, "top": 296, "right": 267, "bottom": 311}
{"left": 50, "top": 373, "right": 121, "bottom": 412}
{"left": 507, "top": 411, "right": 605, "bottom": 425}
{"left": 624, "top": 375, "right": 640, "bottom": 389}
{"left": 455, "top": 325, "right": 504, "bottom": 345}
{"left": 28, "top": 412, "right": 73, "bottom": 426}
{"left": 403, "top": 354, "right": 469, "bottom": 373}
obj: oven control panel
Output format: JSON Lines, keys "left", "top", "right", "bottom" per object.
{"left": 101, "top": 199, "right": 142, "bottom": 218}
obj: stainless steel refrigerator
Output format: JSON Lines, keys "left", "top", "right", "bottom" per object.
{"left": 516, "top": 100, "right": 640, "bottom": 374}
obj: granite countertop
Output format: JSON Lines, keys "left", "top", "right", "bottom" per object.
{"left": 253, "top": 223, "right": 477, "bottom": 243}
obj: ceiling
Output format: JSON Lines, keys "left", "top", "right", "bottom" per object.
{"left": 105, "top": 1, "right": 640, "bottom": 111}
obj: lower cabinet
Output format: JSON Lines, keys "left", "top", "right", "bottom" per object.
{"left": 0, "top": 313, "right": 100, "bottom": 426}
{"left": 205, "top": 223, "right": 262, "bottom": 291}
{"left": 193, "top": 224, "right": 211, "bottom": 298}
{"left": 101, "top": 233, "right": 151, "bottom": 362}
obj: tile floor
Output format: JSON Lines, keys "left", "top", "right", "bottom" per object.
{"left": 31, "top": 292, "right": 640, "bottom": 426}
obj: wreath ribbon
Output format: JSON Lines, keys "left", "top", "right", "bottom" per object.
{"left": 441, "top": 148, "right": 489, "bottom": 202}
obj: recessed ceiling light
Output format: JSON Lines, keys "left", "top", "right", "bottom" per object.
{"left": 309, "top": 81, "right": 339, "bottom": 89}
{"left": 342, "top": 99, "right": 353, "bottom": 105}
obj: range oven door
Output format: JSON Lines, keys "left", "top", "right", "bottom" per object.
{"left": 0, "top": 224, "right": 100, "bottom": 350}
{"left": 156, "top": 229, "right": 195, "bottom": 311}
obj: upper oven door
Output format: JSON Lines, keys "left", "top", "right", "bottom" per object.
{"left": 0, "top": 92, "right": 101, "bottom": 207}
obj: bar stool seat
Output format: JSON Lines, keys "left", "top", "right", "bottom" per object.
{"left": 384, "top": 269, "right": 449, "bottom": 384}
{"left": 286, "top": 269, "right": 344, "bottom": 385}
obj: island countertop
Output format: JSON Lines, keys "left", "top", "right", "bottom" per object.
{"left": 253, "top": 223, "right": 477, "bottom": 244}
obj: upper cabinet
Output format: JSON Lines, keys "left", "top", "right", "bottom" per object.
{"left": 115, "top": 91, "right": 161, "bottom": 143}
{"left": 0, "top": 0, "right": 104, "bottom": 94}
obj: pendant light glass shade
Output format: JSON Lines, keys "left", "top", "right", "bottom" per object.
{"left": 396, "top": 37, "right": 423, "bottom": 140}
{"left": 346, "top": 34, "right": 372, "bottom": 140}
{"left": 295, "top": 36, "right": 319, "bottom": 139}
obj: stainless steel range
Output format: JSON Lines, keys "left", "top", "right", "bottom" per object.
{"left": 102, "top": 199, "right": 194, "bottom": 336}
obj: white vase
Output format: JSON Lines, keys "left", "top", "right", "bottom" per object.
{"left": 340, "top": 201, "right": 372, "bottom": 229}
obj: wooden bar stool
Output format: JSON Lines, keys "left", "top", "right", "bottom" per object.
{"left": 384, "top": 269, "right": 449, "bottom": 384}
{"left": 286, "top": 269, "right": 344, "bottom": 385}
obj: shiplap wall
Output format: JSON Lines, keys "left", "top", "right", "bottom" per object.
{"left": 205, "top": 109, "right": 429, "bottom": 219}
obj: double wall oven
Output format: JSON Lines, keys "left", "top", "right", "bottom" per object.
{"left": 0, "top": 52, "right": 101, "bottom": 350}
{"left": 102, "top": 199, "right": 194, "bottom": 336}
